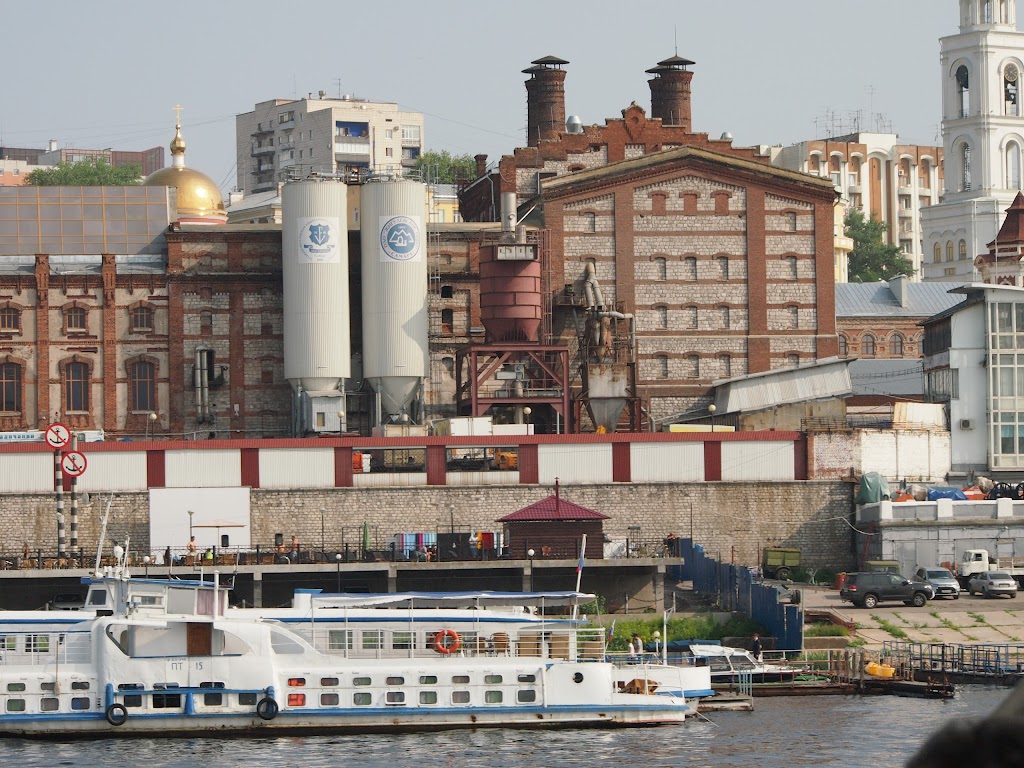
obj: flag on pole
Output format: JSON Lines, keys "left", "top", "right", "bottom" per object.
{"left": 607, "top": 619, "right": 616, "bottom": 642}
{"left": 576, "top": 550, "right": 585, "bottom": 574}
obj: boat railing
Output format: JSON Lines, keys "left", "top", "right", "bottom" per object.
{"left": 0, "top": 630, "right": 92, "bottom": 667}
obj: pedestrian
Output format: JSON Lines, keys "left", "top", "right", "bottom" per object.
{"left": 629, "top": 633, "right": 644, "bottom": 660}
{"left": 187, "top": 536, "right": 197, "bottom": 555}
{"left": 752, "top": 632, "right": 763, "bottom": 662}
{"left": 662, "top": 532, "right": 677, "bottom": 556}
{"left": 290, "top": 534, "right": 300, "bottom": 561}
{"left": 164, "top": 546, "right": 172, "bottom": 566}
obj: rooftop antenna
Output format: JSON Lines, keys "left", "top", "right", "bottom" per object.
{"left": 674, "top": 25, "right": 678, "bottom": 55}
{"left": 334, "top": 77, "right": 343, "bottom": 99}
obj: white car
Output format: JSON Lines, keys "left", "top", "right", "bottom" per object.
{"left": 967, "top": 571, "right": 1019, "bottom": 598}
{"left": 914, "top": 566, "right": 961, "bottom": 599}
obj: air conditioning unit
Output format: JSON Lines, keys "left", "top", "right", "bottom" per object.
{"left": 960, "top": 419, "right": 974, "bottom": 430}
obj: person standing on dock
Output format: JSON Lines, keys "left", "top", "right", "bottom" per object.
{"left": 751, "top": 633, "right": 763, "bottom": 662}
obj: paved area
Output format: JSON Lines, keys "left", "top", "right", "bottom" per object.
{"left": 800, "top": 584, "right": 1024, "bottom": 649}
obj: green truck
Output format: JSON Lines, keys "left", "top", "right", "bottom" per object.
{"left": 761, "top": 547, "right": 800, "bottom": 580}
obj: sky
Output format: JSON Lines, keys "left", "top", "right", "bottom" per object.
{"left": 0, "top": 1, "right": 979, "bottom": 194}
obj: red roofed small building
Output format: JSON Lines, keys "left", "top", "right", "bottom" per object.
{"left": 497, "top": 487, "right": 608, "bottom": 559}
{"left": 975, "top": 192, "right": 1024, "bottom": 285}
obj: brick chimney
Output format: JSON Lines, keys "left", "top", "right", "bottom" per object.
{"left": 647, "top": 55, "right": 695, "bottom": 131}
{"left": 524, "top": 56, "right": 569, "bottom": 147}
{"left": 474, "top": 153, "right": 488, "bottom": 177}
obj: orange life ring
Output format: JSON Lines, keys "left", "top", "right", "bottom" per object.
{"left": 433, "top": 629, "right": 461, "bottom": 655}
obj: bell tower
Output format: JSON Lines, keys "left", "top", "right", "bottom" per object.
{"left": 921, "top": 0, "right": 1024, "bottom": 281}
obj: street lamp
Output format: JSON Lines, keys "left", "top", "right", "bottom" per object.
{"left": 146, "top": 411, "right": 158, "bottom": 439}
{"left": 653, "top": 630, "right": 661, "bottom": 657}
{"left": 335, "top": 552, "right": 343, "bottom": 593}
{"left": 143, "top": 555, "right": 151, "bottom": 577}
{"left": 187, "top": 510, "right": 194, "bottom": 541}
{"left": 527, "top": 548, "right": 535, "bottom": 592}
{"left": 708, "top": 404, "right": 716, "bottom": 433}
{"left": 448, "top": 504, "right": 455, "bottom": 535}
{"left": 320, "top": 508, "right": 326, "bottom": 559}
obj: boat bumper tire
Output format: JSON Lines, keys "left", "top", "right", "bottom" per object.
{"left": 256, "top": 697, "right": 279, "bottom": 720}
{"left": 105, "top": 703, "right": 128, "bottom": 726}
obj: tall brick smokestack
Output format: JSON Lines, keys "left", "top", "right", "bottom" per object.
{"left": 524, "top": 56, "right": 568, "bottom": 147}
{"left": 647, "top": 55, "right": 695, "bottom": 131}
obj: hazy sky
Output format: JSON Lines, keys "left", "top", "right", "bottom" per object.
{"left": 1, "top": 1, "right": 981, "bottom": 193}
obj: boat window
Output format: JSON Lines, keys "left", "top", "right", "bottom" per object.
{"left": 419, "top": 676, "right": 437, "bottom": 685}
{"left": 71, "top": 681, "right": 90, "bottom": 690}
{"left": 124, "top": 695, "right": 143, "bottom": 707}
{"left": 392, "top": 631, "right": 416, "bottom": 650}
{"left": 87, "top": 590, "right": 107, "bottom": 606}
{"left": 0, "top": 636, "right": 14, "bottom": 651}
{"left": 321, "top": 693, "right": 339, "bottom": 706}
{"left": 71, "top": 697, "right": 90, "bottom": 710}
{"left": 484, "top": 674, "right": 503, "bottom": 684}
{"left": 6, "top": 683, "right": 25, "bottom": 692}
{"left": 386, "top": 676, "right": 404, "bottom": 686}
{"left": 327, "top": 629, "right": 352, "bottom": 651}
{"left": 353, "top": 677, "right": 372, "bottom": 687}
{"left": 517, "top": 674, "right": 536, "bottom": 683}
{"left": 203, "top": 693, "right": 223, "bottom": 706}
{"left": 270, "top": 631, "right": 305, "bottom": 655}
{"left": 353, "top": 693, "right": 371, "bottom": 705}
{"left": 287, "top": 694, "right": 305, "bottom": 706}
{"left": 288, "top": 678, "right": 306, "bottom": 687}
{"left": 452, "top": 691, "right": 470, "bottom": 704}
{"left": 40, "top": 697, "right": 59, "bottom": 712}
{"left": 485, "top": 691, "right": 503, "bottom": 704}
{"left": 419, "top": 691, "right": 438, "bottom": 704}
{"left": 361, "top": 630, "right": 384, "bottom": 651}
{"left": 385, "top": 691, "right": 405, "bottom": 705}
{"left": 41, "top": 682, "right": 56, "bottom": 692}
{"left": 6, "top": 699, "right": 25, "bottom": 712}
{"left": 733, "top": 658, "right": 756, "bottom": 670}
{"left": 26, "top": 635, "right": 49, "bottom": 653}
{"left": 320, "top": 677, "right": 339, "bottom": 687}
{"left": 517, "top": 690, "right": 537, "bottom": 703}
{"left": 199, "top": 682, "right": 225, "bottom": 689}
{"left": 239, "top": 693, "right": 257, "bottom": 706}
{"left": 451, "top": 675, "right": 470, "bottom": 684}
{"left": 154, "top": 683, "right": 180, "bottom": 689}
{"left": 118, "top": 683, "right": 144, "bottom": 690}
{"left": 153, "top": 694, "right": 182, "bottom": 708}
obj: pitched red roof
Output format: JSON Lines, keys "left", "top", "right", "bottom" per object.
{"left": 988, "top": 192, "right": 1024, "bottom": 248}
{"left": 497, "top": 495, "right": 608, "bottom": 522}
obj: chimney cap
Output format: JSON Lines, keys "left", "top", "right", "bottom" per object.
{"left": 646, "top": 55, "right": 696, "bottom": 74}
{"left": 531, "top": 55, "right": 569, "bottom": 67}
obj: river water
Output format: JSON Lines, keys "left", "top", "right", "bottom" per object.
{"left": 0, "top": 685, "right": 1009, "bottom": 768}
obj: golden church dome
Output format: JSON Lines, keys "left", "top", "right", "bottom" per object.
{"left": 143, "top": 119, "right": 227, "bottom": 224}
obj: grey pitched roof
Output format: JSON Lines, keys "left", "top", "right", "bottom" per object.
{"left": 847, "top": 359, "right": 924, "bottom": 397}
{"left": 835, "top": 281, "right": 965, "bottom": 318}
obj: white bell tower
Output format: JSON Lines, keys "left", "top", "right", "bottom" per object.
{"left": 922, "top": 0, "right": 1024, "bottom": 281}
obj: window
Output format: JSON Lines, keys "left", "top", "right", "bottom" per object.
{"left": 683, "top": 256, "right": 697, "bottom": 281}
{"left": 401, "top": 125, "right": 421, "bottom": 141}
{"left": 518, "top": 690, "right": 537, "bottom": 703}
{"left": 862, "top": 334, "right": 876, "bottom": 356}
{"left": 655, "top": 354, "right": 669, "bottom": 379}
{"left": 0, "top": 306, "right": 19, "bottom": 332}
{"left": 716, "top": 256, "right": 729, "bottom": 280}
{"left": 0, "top": 363, "right": 20, "bottom": 413}
{"left": 1007, "top": 64, "right": 1020, "bottom": 116}
{"left": 785, "top": 255, "right": 798, "bottom": 279}
{"left": 128, "top": 360, "right": 155, "bottom": 413}
{"left": 582, "top": 212, "right": 596, "bottom": 232}
{"left": 130, "top": 305, "right": 153, "bottom": 333}
{"left": 838, "top": 334, "right": 848, "bottom": 357}
{"left": 719, "top": 354, "right": 732, "bottom": 377}
{"left": 685, "top": 306, "right": 698, "bottom": 330}
{"left": 354, "top": 693, "right": 371, "bottom": 706}
{"left": 420, "top": 691, "right": 438, "bottom": 704}
{"left": 957, "top": 65, "right": 970, "bottom": 118}
{"left": 440, "top": 285, "right": 454, "bottom": 299}
{"left": 686, "top": 355, "right": 700, "bottom": 379}
{"left": 786, "top": 212, "right": 797, "bottom": 232}
{"left": 65, "top": 306, "right": 87, "bottom": 333}
{"left": 933, "top": 243, "right": 942, "bottom": 263}
{"left": 200, "top": 312, "right": 213, "bottom": 335}
{"left": 392, "top": 632, "right": 416, "bottom": 650}
{"left": 441, "top": 308, "right": 454, "bottom": 333}
{"left": 321, "top": 693, "right": 339, "bottom": 706}
{"left": 719, "top": 306, "right": 730, "bottom": 329}
{"left": 787, "top": 353, "right": 800, "bottom": 368}
{"left": 890, "top": 334, "right": 905, "bottom": 356}
{"left": 65, "top": 362, "right": 89, "bottom": 412}
{"left": 946, "top": 241, "right": 954, "bottom": 262}
{"left": 959, "top": 240, "right": 968, "bottom": 260}
{"left": 654, "top": 257, "right": 667, "bottom": 280}
{"left": 655, "top": 305, "right": 668, "bottom": 329}
{"left": 788, "top": 305, "right": 799, "bottom": 329}
{"left": 361, "top": 630, "right": 384, "bottom": 651}
{"left": 1008, "top": 142, "right": 1022, "bottom": 189}
{"left": 961, "top": 142, "right": 972, "bottom": 191}
{"left": 452, "top": 691, "right": 470, "bottom": 704}
{"left": 485, "top": 691, "right": 503, "bottom": 704}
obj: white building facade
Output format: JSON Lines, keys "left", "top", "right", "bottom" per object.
{"left": 921, "top": 0, "right": 1024, "bottom": 282}
{"left": 235, "top": 95, "right": 425, "bottom": 195}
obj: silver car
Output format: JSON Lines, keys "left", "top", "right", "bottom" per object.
{"left": 967, "top": 571, "right": 1019, "bottom": 598}
{"left": 914, "top": 566, "right": 961, "bottom": 599}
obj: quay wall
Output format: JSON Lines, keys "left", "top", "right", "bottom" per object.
{"left": 0, "top": 481, "right": 856, "bottom": 571}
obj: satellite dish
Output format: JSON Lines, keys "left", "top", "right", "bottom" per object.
{"left": 566, "top": 115, "right": 584, "bottom": 134}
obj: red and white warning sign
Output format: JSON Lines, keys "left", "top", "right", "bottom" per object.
{"left": 60, "top": 450, "right": 87, "bottom": 477}
{"left": 45, "top": 423, "right": 72, "bottom": 450}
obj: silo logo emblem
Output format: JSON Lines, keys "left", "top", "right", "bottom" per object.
{"left": 298, "top": 217, "right": 340, "bottom": 263}
{"left": 380, "top": 215, "right": 421, "bottom": 262}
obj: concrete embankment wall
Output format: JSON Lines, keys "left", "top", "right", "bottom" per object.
{"left": 1, "top": 481, "right": 856, "bottom": 570}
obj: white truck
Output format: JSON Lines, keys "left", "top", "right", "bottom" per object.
{"left": 957, "top": 549, "right": 1024, "bottom": 587}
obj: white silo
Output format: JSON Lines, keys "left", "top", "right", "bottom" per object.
{"left": 360, "top": 177, "right": 428, "bottom": 422}
{"left": 282, "top": 178, "right": 351, "bottom": 396}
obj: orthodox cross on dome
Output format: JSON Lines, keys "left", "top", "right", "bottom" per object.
{"left": 173, "top": 103, "right": 184, "bottom": 126}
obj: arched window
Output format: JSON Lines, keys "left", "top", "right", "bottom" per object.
{"left": 956, "top": 65, "right": 971, "bottom": 118}
{"left": 130, "top": 305, "right": 153, "bottom": 333}
{"left": 959, "top": 240, "right": 968, "bottom": 260}
{"left": 786, "top": 212, "right": 797, "bottom": 232}
{"left": 683, "top": 256, "right": 697, "bottom": 281}
{"left": 440, "top": 285, "right": 454, "bottom": 299}
{"left": 934, "top": 243, "right": 943, "bottom": 263}
{"left": 862, "top": 334, "right": 876, "bottom": 356}
{"left": 788, "top": 305, "right": 799, "bottom": 329}
{"left": 686, "top": 355, "right": 700, "bottom": 379}
{"left": 65, "top": 361, "right": 89, "bottom": 412}
{"left": 961, "top": 141, "right": 972, "bottom": 190}
{"left": 719, "top": 306, "right": 730, "bottom": 329}
{"left": 0, "top": 362, "right": 21, "bottom": 413}
{"left": 719, "top": 354, "right": 732, "bottom": 378}
{"left": 716, "top": 256, "right": 729, "bottom": 280}
{"left": 785, "top": 255, "right": 798, "bottom": 279}
{"left": 65, "top": 306, "right": 87, "bottom": 333}
{"left": 200, "top": 311, "right": 213, "bottom": 335}
{"left": 441, "top": 356, "right": 455, "bottom": 376}
{"left": 441, "top": 308, "right": 454, "bottom": 333}
{"left": 655, "top": 305, "right": 668, "bottom": 329}
{"left": 654, "top": 257, "right": 667, "bottom": 280}
{"left": 0, "top": 306, "right": 20, "bottom": 332}
{"left": 946, "top": 241, "right": 955, "bottom": 262}
{"left": 685, "top": 306, "right": 698, "bottom": 330}
{"left": 983, "top": 0, "right": 993, "bottom": 23}
{"left": 1008, "top": 141, "right": 1022, "bottom": 188}
{"left": 129, "top": 360, "right": 156, "bottom": 413}
{"left": 1006, "top": 64, "right": 1019, "bottom": 116}
{"left": 889, "top": 334, "right": 905, "bottom": 357}
{"left": 655, "top": 354, "right": 669, "bottom": 379}
{"left": 838, "top": 334, "right": 848, "bottom": 357}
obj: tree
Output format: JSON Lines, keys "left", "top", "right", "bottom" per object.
{"left": 844, "top": 208, "right": 915, "bottom": 282}
{"left": 413, "top": 150, "right": 477, "bottom": 185}
{"left": 25, "top": 158, "right": 143, "bottom": 186}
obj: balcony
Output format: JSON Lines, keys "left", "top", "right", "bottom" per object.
{"left": 848, "top": 183, "right": 862, "bottom": 194}
{"left": 277, "top": 118, "right": 295, "bottom": 130}
{"left": 252, "top": 145, "right": 275, "bottom": 156}
{"left": 898, "top": 180, "right": 912, "bottom": 193}
{"left": 898, "top": 208, "right": 914, "bottom": 219}
{"left": 253, "top": 180, "right": 278, "bottom": 194}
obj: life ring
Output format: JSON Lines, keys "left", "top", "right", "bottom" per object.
{"left": 105, "top": 703, "right": 128, "bottom": 726}
{"left": 256, "top": 697, "right": 279, "bottom": 720}
{"left": 433, "top": 629, "right": 461, "bottom": 655}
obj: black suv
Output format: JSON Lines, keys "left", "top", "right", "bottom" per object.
{"left": 839, "top": 572, "right": 934, "bottom": 608}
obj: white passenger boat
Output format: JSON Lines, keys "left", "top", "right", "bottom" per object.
{"left": 686, "top": 643, "right": 805, "bottom": 684}
{"left": 0, "top": 568, "right": 701, "bottom": 736}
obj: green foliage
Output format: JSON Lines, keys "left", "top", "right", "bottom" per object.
{"left": 414, "top": 150, "right": 477, "bottom": 185}
{"left": 804, "top": 624, "right": 850, "bottom": 637}
{"left": 600, "top": 611, "right": 759, "bottom": 651}
{"left": 576, "top": 595, "right": 606, "bottom": 616}
{"left": 845, "top": 208, "right": 914, "bottom": 283}
{"left": 871, "top": 615, "right": 908, "bottom": 639}
{"left": 25, "top": 159, "right": 143, "bottom": 186}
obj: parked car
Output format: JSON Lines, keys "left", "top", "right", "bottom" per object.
{"left": 839, "top": 572, "right": 935, "bottom": 608}
{"left": 914, "top": 566, "right": 961, "bottom": 599}
{"left": 967, "top": 571, "right": 1019, "bottom": 598}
